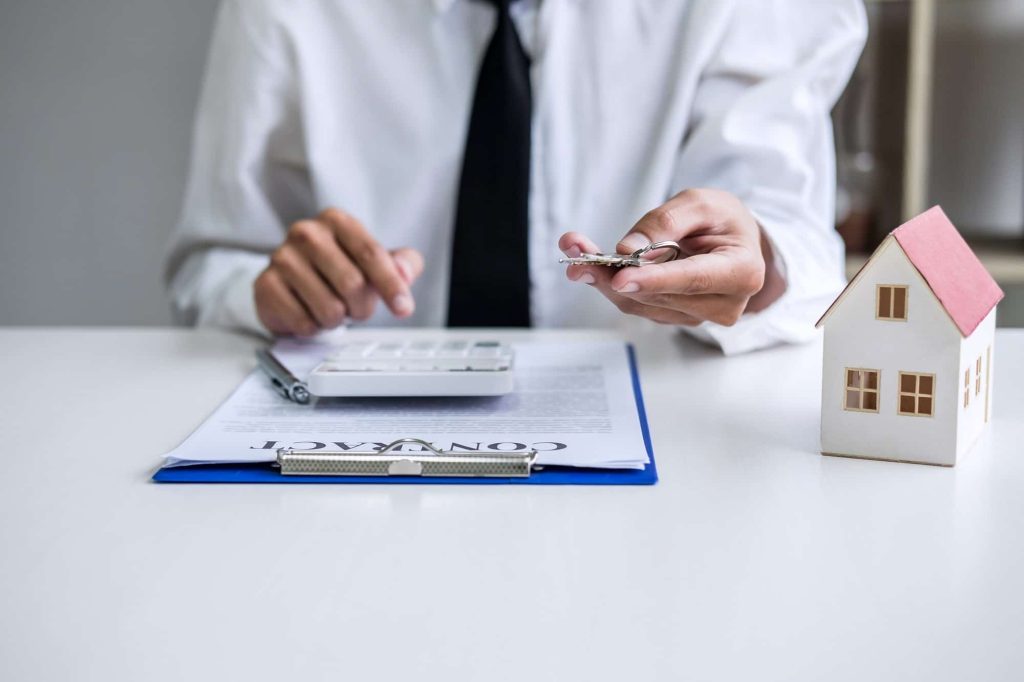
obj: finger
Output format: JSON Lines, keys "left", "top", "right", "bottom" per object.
{"left": 609, "top": 250, "right": 763, "bottom": 297}
{"left": 558, "top": 254, "right": 717, "bottom": 326}
{"left": 287, "top": 219, "right": 377, "bottom": 321}
{"left": 616, "top": 189, "right": 719, "bottom": 254}
{"left": 322, "top": 208, "right": 414, "bottom": 318}
{"left": 627, "top": 303, "right": 703, "bottom": 327}
{"left": 255, "top": 269, "right": 319, "bottom": 337}
{"left": 270, "top": 246, "right": 347, "bottom": 328}
{"left": 561, "top": 259, "right": 703, "bottom": 326}
{"left": 292, "top": 237, "right": 378, "bottom": 322}
{"left": 315, "top": 247, "right": 377, "bottom": 322}
{"left": 580, "top": 262, "right": 740, "bottom": 325}
{"left": 390, "top": 247, "right": 424, "bottom": 285}
{"left": 620, "top": 290, "right": 748, "bottom": 326}
{"left": 564, "top": 262, "right": 617, "bottom": 286}
{"left": 602, "top": 290, "right": 704, "bottom": 327}
{"left": 558, "top": 231, "right": 602, "bottom": 257}
{"left": 559, "top": 232, "right": 614, "bottom": 285}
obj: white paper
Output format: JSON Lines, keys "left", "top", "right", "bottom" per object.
{"left": 162, "top": 340, "right": 650, "bottom": 470}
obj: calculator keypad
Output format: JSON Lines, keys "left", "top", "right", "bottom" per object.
{"left": 316, "top": 340, "right": 513, "bottom": 372}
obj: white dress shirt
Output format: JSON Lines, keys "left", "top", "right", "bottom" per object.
{"left": 167, "top": 0, "right": 866, "bottom": 354}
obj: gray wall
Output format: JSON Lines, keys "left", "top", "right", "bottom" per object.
{"left": 930, "top": 0, "right": 1024, "bottom": 236}
{"left": 0, "top": 0, "right": 218, "bottom": 325}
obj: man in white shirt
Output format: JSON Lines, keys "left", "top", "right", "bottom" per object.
{"left": 166, "top": 0, "right": 866, "bottom": 354}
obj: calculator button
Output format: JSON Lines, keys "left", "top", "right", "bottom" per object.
{"left": 368, "top": 344, "right": 402, "bottom": 358}
{"left": 399, "top": 362, "right": 437, "bottom": 372}
{"left": 328, "top": 342, "right": 375, "bottom": 359}
{"left": 436, "top": 343, "right": 468, "bottom": 358}
{"left": 402, "top": 342, "right": 435, "bottom": 358}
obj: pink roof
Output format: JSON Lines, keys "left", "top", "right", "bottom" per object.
{"left": 892, "top": 206, "right": 1003, "bottom": 336}
{"left": 816, "top": 206, "right": 1004, "bottom": 335}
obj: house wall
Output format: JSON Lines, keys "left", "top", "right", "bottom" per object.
{"left": 821, "top": 239, "right": 962, "bottom": 465}
{"left": 956, "top": 308, "right": 997, "bottom": 460}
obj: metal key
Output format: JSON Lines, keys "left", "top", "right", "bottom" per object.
{"left": 559, "top": 240, "right": 683, "bottom": 268}
{"left": 560, "top": 252, "right": 637, "bottom": 267}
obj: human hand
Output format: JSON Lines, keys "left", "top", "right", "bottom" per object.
{"left": 559, "top": 189, "right": 784, "bottom": 326}
{"left": 255, "top": 208, "right": 424, "bottom": 336}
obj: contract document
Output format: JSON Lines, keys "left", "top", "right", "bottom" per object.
{"left": 162, "top": 339, "right": 650, "bottom": 471}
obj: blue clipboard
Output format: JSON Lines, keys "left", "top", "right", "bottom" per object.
{"left": 152, "top": 345, "right": 657, "bottom": 486}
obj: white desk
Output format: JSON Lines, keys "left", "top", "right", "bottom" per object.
{"left": 1, "top": 327, "right": 1022, "bottom": 681}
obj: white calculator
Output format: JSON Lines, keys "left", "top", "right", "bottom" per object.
{"left": 306, "top": 339, "right": 515, "bottom": 397}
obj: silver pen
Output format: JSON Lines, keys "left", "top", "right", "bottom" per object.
{"left": 256, "top": 348, "right": 311, "bottom": 404}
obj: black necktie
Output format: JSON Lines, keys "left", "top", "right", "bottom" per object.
{"left": 447, "top": 0, "right": 532, "bottom": 327}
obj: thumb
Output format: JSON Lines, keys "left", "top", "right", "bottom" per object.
{"left": 617, "top": 189, "right": 719, "bottom": 255}
{"left": 390, "top": 247, "right": 424, "bottom": 285}
{"left": 616, "top": 208, "right": 679, "bottom": 255}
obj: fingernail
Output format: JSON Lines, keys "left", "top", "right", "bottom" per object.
{"left": 394, "top": 258, "right": 411, "bottom": 282}
{"left": 392, "top": 293, "right": 414, "bottom": 316}
{"left": 578, "top": 273, "right": 595, "bottom": 285}
{"left": 615, "top": 281, "right": 640, "bottom": 293}
{"left": 618, "top": 233, "right": 650, "bottom": 253}
{"left": 564, "top": 245, "right": 581, "bottom": 258}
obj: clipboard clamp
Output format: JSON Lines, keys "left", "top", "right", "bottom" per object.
{"left": 277, "top": 438, "right": 538, "bottom": 478}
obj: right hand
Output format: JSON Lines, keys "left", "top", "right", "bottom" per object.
{"left": 254, "top": 208, "right": 424, "bottom": 337}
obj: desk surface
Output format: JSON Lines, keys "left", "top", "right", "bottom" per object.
{"left": 1, "top": 327, "right": 1022, "bottom": 682}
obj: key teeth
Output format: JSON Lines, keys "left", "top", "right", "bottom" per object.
{"left": 557, "top": 252, "right": 644, "bottom": 267}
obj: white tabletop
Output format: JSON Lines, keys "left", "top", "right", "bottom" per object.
{"left": 1, "top": 327, "right": 1022, "bottom": 682}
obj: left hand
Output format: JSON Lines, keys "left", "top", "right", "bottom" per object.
{"left": 559, "top": 188, "right": 784, "bottom": 327}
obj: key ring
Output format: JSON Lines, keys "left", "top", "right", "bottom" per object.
{"left": 630, "top": 240, "right": 682, "bottom": 265}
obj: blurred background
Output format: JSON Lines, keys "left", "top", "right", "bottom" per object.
{"left": 1, "top": 0, "right": 1022, "bottom": 326}
{"left": 834, "top": 0, "right": 1024, "bottom": 325}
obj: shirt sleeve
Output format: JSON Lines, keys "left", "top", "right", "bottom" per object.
{"left": 672, "top": 0, "right": 868, "bottom": 355}
{"left": 164, "top": 0, "right": 312, "bottom": 334}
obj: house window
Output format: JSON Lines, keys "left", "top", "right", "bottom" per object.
{"left": 899, "top": 372, "right": 935, "bottom": 417}
{"left": 844, "top": 368, "right": 880, "bottom": 412}
{"left": 985, "top": 346, "right": 991, "bottom": 423}
{"left": 975, "top": 356, "right": 982, "bottom": 395}
{"left": 877, "top": 285, "right": 908, "bottom": 320}
{"left": 964, "top": 369, "right": 970, "bottom": 408}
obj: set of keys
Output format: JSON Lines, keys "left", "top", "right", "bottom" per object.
{"left": 558, "top": 240, "right": 683, "bottom": 267}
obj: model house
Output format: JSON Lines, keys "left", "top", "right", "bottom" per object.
{"left": 816, "top": 206, "right": 1004, "bottom": 466}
